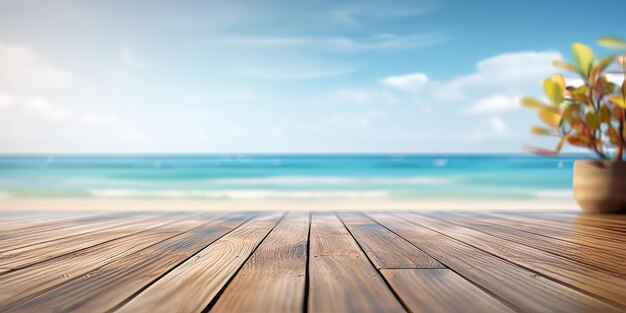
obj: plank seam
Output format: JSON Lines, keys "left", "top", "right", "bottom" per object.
{"left": 2, "top": 214, "right": 215, "bottom": 312}
{"left": 0, "top": 214, "right": 185, "bottom": 277}
{"left": 335, "top": 211, "right": 411, "bottom": 313}
{"left": 303, "top": 211, "right": 312, "bottom": 313}
{"left": 435, "top": 214, "right": 626, "bottom": 276}
{"left": 365, "top": 212, "right": 524, "bottom": 313}
{"left": 106, "top": 213, "right": 259, "bottom": 313}
{"left": 400, "top": 212, "right": 626, "bottom": 311}
{"left": 200, "top": 212, "right": 288, "bottom": 313}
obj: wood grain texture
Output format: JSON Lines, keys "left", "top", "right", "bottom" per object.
{"left": 0, "top": 214, "right": 168, "bottom": 272}
{"left": 0, "top": 214, "right": 210, "bottom": 311}
{"left": 339, "top": 212, "right": 443, "bottom": 269}
{"left": 211, "top": 212, "right": 309, "bottom": 313}
{"left": 116, "top": 213, "right": 283, "bottom": 313}
{"left": 1, "top": 211, "right": 625, "bottom": 312}
{"left": 518, "top": 213, "right": 626, "bottom": 239}
{"left": 439, "top": 213, "right": 626, "bottom": 276}
{"left": 0, "top": 213, "right": 122, "bottom": 249}
{"left": 487, "top": 213, "right": 626, "bottom": 253}
{"left": 405, "top": 213, "right": 626, "bottom": 308}
{"left": 381, "top": 269, "right": 514, "bottom": 313}
{"left": 308, "top": 213, "right": 405, "bottom": 313}
{"left": 368, "top": 212, "right": 623, "bottom": 313}
{"left": 6, "top": 213, "right": 253, "bottom": 313}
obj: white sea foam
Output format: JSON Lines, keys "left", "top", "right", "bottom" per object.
{"left": 87, "top": 189, "right": 392, "bottom": 200}
{"left": 203, "top": 176, "right": 451, "bottom": 186}
{"left": 534, "top": 190, "right": 573, "bottom": 200}
{"left": 0, "top": 191, "right": 12, "bottom": 199}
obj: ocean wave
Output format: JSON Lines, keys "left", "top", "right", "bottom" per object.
{"left": 203, "top": 176, "right": 452, "bottom": 186}
{"left": 0, "top": 191, "right": 12, "bottom": 199}
{"left": 87, "top": 189, "right": 391, "bottom": 200}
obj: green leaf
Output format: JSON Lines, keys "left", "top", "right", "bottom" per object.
{"left": 585, "top": 112, "right": 601, "bottom": 129}
{"left": 520, "top": 97, "right": 546, "bottom": 109}
{"left": 594, "top": 54, "right": 617, "bottom": 73}
{"left": 598, "top": 36, "right": 626, "bottom": 48}
{"left": 543, "top": 75, "right": 564, "bottom": 105}
{"left": 572, "top": 42, "right": 594, "bottom": 76}
{"left": 530, "top": 126, "right": 554, "bottom": 136}
{"left": 600, "top": 105, "right": 612, "bottom": 122}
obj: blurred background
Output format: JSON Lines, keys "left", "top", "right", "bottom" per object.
{"left": 0, "top": 0, "right": 624, "bottom": 208}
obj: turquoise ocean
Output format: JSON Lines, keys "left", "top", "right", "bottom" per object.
{"left": 0, "top": 155, "right": 583, "bottom": 201}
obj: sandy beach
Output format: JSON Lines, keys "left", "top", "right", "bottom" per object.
{"left": 0, "top": 198, "right": 579, "bottom": 212}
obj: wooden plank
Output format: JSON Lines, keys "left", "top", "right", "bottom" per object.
{"left": 308, "top": 213, "right": 405, "bottom": 313}
{"left": 0, "top": 212, "right": 116, "bottom": 243}
{"left": 368, "top": 213, "right": 622, "bottom": 312}
{"left": 116, "top": 213, "right": 283, "bottom": 313}
{"left": 210, "top": 212, "right": 309, "bottom": 313}
{"left": 0, "top": 213, "right": 151, "bottom": 252}
{"left": 539, "top": 213, "right": 626, "bottom": 227}
{"left": 403, "top": 213, "right": 626, "bottom": 308}
{"left": 0, "top": 213, "right": 212, "bottom": 311}
{"left": 381, "top": 269, "right": 514, "bottom": 313}
{"left": 522, "top": 213, "right": 626, "bottom": 236}
{"left": 7, "top": 213, "right": 253, "bottom": 313}
{"left": 439, "top": 213, "right": 626, "bottom": 276}
{"left": 0, "top": 212, "right": 86, "bottom": 229}
{"left": 0, "top": 214, "right": 182, "bottom": 273}
{"left": 338, "top": 212, "right": 443, "bottom": 269}
{"left": 487, "top": 213, "right": 626, "bottom": 253}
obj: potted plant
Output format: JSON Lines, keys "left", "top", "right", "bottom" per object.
{"left": 522, "top": 36, "right": 626, "bottom": 213}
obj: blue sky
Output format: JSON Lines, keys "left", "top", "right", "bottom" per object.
{"left": 0, "top": 0, "right": 624, "bottom": 153}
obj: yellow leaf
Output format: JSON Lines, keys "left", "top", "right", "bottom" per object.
{"left": 552, "top": 60, "right": 578, "bottom": 72}
{"left": 597, "top": 36, "right": 626, "bottom": 48}
{"left": 520, "top": 97, "right": 546, "bottom": 109}
{"left": 543, "top": 76, "right": 564, "bottom": 105}
{"left": 538, "top": 108, "right": 561, "bottom": 127}
{"left": 593, "top": 55, "right": 617, "bottom": 73}
{"left": 572, "top": 42, "right": 594, "bottom": 76}
{"left": 609, "top": 95, "right": 626, "bottom": 108}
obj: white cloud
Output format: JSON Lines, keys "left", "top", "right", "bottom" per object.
{"left": 463, "top": 94, "right": 520, "bottom": 114}
{"left": 490, "top": 116, "right": 508, "bottom": 134}
{"left": 381, "top": 73, "right": 428, "bottom": 91}
{"left": 464, "top": 116, "right": 509, "bottom": 142}
{"left": 433, "top": 51, "right": 562, "bottom": 100}
{"left": 0, "top": 42, "right": 73, "bottom": 89}
{"left": 119, "top": 47, "right": 146, "bottom": 68}
{"left": 26, "top": 96, "right": 73, "bottom": 122}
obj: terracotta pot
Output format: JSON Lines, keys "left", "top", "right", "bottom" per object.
{"left": 573, "top": 160, "right": 626, "bottom": 213}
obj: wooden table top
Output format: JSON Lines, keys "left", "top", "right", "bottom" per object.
{"left": 0, "top": 211, "right": 625, "bottom": 312}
